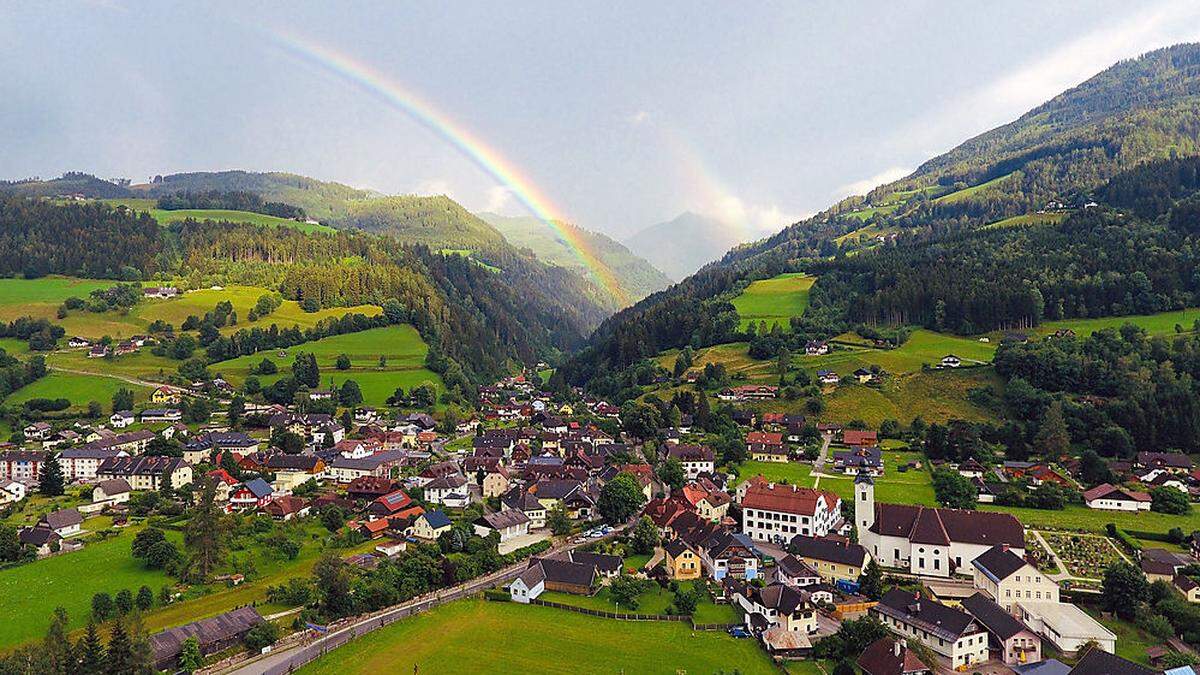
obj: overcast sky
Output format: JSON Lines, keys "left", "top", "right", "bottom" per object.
{"left": 4, "top": 1, "right": 1200, "bottom": 240}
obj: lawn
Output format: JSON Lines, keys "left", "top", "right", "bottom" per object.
{"left": 737, "top": 460, "right": 815, "bottom": 486}
{"left": 843, "top": 204, "right": 899, "bottom": 221}
{"left": 211, "top": 325, "right": 444, "bottom": 406}
{"left": 296, "top": 600, "right": 776, "bottom": 675}
{"left": 46, "top": 349, "right": 180, "bottom": 382}
{"left": 0, "top": 276, "right": 114, "bottom": 307}
{"left": 0, "top": 525, "right": 178, "bottom": 648}
{"left": 5, "top": 371, "right": 150, "bottom": 408}
{"left": 737, "top": 454, "right": 937, "bottom": 507}
{"left": 982, "top": 502, "right": 1200, "bottom": 537}
{"left": 801, "top": 329, "right": 996, "bottom": 375}
{"left": 731, "top": 273, "right": 815, "bottom": 331}
{"left": 540, "top": 579, "right": 738, "bottom": 623}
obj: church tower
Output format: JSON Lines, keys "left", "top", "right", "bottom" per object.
{"left": 855, "top": 472, "right": 875, "bottom": 534}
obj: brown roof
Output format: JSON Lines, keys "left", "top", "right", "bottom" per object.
{"left": 856, "top": 637, "right": 932, "bottom": 675}
{"left": 743, "top": 481, "right": 838, "bottom": 516}
{"left": 1082, "top": 483, "right": 1150, "bottom": 503}
{"left": 871, "top": 503, "right": 1024, "bottom": 549}
{"left": 843, "top": 430, "right": 878, "bottom": 446}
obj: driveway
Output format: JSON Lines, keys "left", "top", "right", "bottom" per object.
{"left": 497, "top": 530, "right": 549, "bottom": 555}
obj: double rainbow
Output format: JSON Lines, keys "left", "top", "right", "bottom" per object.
{"left": 266, "top": 30, "right": 629, "bottom": 306}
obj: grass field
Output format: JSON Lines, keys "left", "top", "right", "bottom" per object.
{"left": 731, "top": 273, "right": 815, "bottom": 331}
{"left": 739, "top": 450, "right": 937, "bottom": 507}
{"left": 102, "top": 199, "right": 336, "bottom": 234}
{"left": 934, "top": 172, "right": 1015, "bottom": 204}
{"left": 45, "top": 349, "right": 180, "bottom": 382}
{"left": 983, "top": 502, "right": 1200, "bottom": 536}
{"left": 5, "top": 371, "right": 150, "bottom": 408}
{"left": 1035, "top": 307, "right": 1200, "bottom": 339}
{"left": 136, "top": 286, "right": 382, "bottom": 337}
{"left": 539, "top": 579, "right": 738, "bottom": 624}
{"left": 297, "top": 600, "right": 777, "bottom": 675}
{"left": 843, "top": 204, "right": 899, "bottom": 221}
{"left": 819, "top": 368, "right": 1002, "bottom": 426}
{"left": 212, "top": 325, "right": 443, "bottom": 405}
{"left": 803, "top": 329, "right": 996, "bottom": 375}
{"left": 0, "top": 526, "right": 178, "bottom": 647}
{"left": 984, "top": 212, "right": 1068, "bottom": 229}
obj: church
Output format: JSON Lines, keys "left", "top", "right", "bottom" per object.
{"left": 854, "top": 473, "right": 1025, "bottom": 577}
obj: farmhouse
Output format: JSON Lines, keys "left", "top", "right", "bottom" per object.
{"left": 150, "top": 386, "right": 180, "bottom": 404}
{"left": 23, "top": 422, "right": 52, "bottom": 440}
{"left": 0, "top": 479, "right": 26, "bottom": 505}
{"left": 872, "top": 590, "right": 989, "bottom": 669}
{"left": 818, "top": 370, "right": 841, "bottom": 385}
{"left": 263, "top": 495, "right": 309, "bottom": 520}
{"left": 740, "top": 479, "right": 842, "bottom": 543}
{"left": 1082, "top": 483, "right": 1150, "bottom": 511}
{"left": 842, "top": 430, "right": 878, "bottom": 447}
{"left": 38, "top": 508, "right": 83, "bottom": 537}
{"left": 941, "top": 354, "right": 962, "bottom": 368}
{"left": 805, "top": 340, "right": 830, "bottom": 356}
{"left": 856, "top": 474, "right": 1025, "bottom": 577}
{"left": 142, "top": 286, "right": 179, "bottom": 299}
{"left": 1136, "top": 451, "right": 1193, "bottom": 474}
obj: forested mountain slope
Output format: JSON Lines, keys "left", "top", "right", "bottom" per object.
{"left": 558, "top": 43, "right": 1200, "bottom": 386}
{"left": 480, "top": 212, "right": 671, "bottom": 302}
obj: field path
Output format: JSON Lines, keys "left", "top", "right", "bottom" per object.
{"left": 47, "top": 364, "right": 183, "bottom": 393}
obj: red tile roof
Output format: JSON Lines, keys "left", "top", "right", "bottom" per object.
{"left": 742, "top": 481, "right": 838, "bottom": 516}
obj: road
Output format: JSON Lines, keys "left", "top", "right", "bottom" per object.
{"left": 811, "top": 433, "right": 833, "bottom": 486}
{"left": 214, "top": 527, "right": 627, "bottom": 675}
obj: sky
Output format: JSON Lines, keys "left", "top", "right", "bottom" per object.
{"left": 3, "top": 1, "right": 1200, "bottom": 241}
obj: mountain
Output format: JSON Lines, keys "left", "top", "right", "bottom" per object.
{"left": 479, "top": 212, "right": 671, "bottom": 303}
{"left": 134, "top": 170, "right": 376, "bottom": 220}
{"left": 622, "top": 211, "right": 744, "bottom": 281}
{"left": 0, "top": 172, "right": 135, "bottom": 199}
{"left": 559, "top": 43, "right": 1200, "bottom": 388}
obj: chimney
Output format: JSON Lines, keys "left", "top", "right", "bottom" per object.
{"left": 1002, "top": 543, "right": 1009, "bottom": 552}
{"left": 894, "top": 639, "right": 903, "bottom": 657}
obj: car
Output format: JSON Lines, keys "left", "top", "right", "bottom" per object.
{"left": 727, "top": 626, "right": 751, "bottom": 638}
{"left": 600, "top": 526, "right": 613, "bottom": 534}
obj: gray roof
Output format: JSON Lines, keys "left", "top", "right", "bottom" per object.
{"left": 476, "top": 508, "right": 530, "bottom": 531}
{"left": 422, "top": 510, "right": 452, "bottom": 529}
{"left": 961, "top": 592, "right": 1031, "bottom": 641}
{"left": 875, "top": 589, "right": 981, "bottom": 642}
{"left": 971, "top": 544, "right": 1028, "bottom": 583}
{"left": 95, "top": 478, "right": 131, "bottom": 496}
{"left": 41, "top": 508, "right": 82, "bottom": 530}
{"left": 149, "top": 606, "right": 264, "bottom": 665}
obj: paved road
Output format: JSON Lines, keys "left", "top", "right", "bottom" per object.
{"left": 811, "top": 433, "right": 833, "bottom": 479}
{"left": 216, "top": 527, "right": 627, "bottom": 675}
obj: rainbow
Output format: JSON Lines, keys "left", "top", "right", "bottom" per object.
{"left": 263, "top": 30, "right": 629, "bottom": 305}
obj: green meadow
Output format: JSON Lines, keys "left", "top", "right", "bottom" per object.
{"left": 5, "top": 371, "right": 149, "bottom": 408}
{"left": 102, "top": 199, "right": 337, "bottom": 234}
{"left": 803, "top": 329, "right": 996, "bottom": 375}
{"left": 1035, "top": 307, "right": 1200, "bottom": 338}
{"left": 297, "top": 600, "right": 776, "bottom": 675}
{"left": 933, "top": 171, "right": 1015, "bottom": 204}
{"left": 211, "top": 325, "right": 443, "bottom": 405}
{"left": 731, "top": 272, "right": 815, "bottom": 331}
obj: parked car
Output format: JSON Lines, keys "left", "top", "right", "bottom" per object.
{"left": 727, "top": 626, "right": 751, "bottom": 638}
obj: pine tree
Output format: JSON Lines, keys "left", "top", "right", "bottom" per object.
{"left": 104, "top": 620, "right": 133, "bottom": 675}
{"left": 77, "top": 622, "right": 104, "bottom": 674}
{"left": 40, "top": 452, "right": 64, "bottom": 496}
{"left": 43, "top": 607, "right": 74, "bottom": 674}
{"left": 858, "top": 559, "right": 884, "bottom": 600}
{"left": 182, "top": 479, "right": 226, "bottom": 582}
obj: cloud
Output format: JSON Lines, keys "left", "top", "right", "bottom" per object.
{"left": 707, "top": 193, "right": 807, "bottom": 239}
{"left": 833, "top": 166, "right": 912, "bottom": 200}
{"left": 415, "top": 178, "right": 451, "bottom": 195}
{"left": 483, "top": 185, "right": 514, "bottom": 213}
{"left": 627, "top": 110, "right": 651, "bottom": 125}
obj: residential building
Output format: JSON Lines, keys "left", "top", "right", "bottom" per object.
{"left": 230, "top": 478, "right": 274, "bottom": 511}
{"left": 1067, "top": 649, "right": 1156, "bottom": 675}
{"left": 788, "top": 535, "right": 867, "bottom": 582}
{"left": 1082, "top": 483, "right": 1150, "bottom": 511}
{"left": 668, "top": 445, "right": 715, "bottom": 479}
{"left": 263, "top": 495, "right": 309, "bottom": 520}
{"left": 773, "top": 554, "right": 822, "bottom": 587}
{"left": 97, "top": 456, "right": 192, "bottom": 491}
{"left": 59, "top": 446, "right": 127, "bottom": 482}
{"left": 664, "top": 538, "right": 703, "bottom": 580}
{"left": 700, "top": 530, "right": 762, "bottom": 580}
{"left": 412, "top": 510, "right": 453, "bottom": 540}
{"left": 960, "top": 592, "right": 1042, "bottom": 666}
{"left": 0, "top": 451, "right": 46, "bottom": 484}
{"left": 733, "top": 581, "right": 819, "bottom": 635}
{"left": 139, "top": 408, "right": 182, "bottom": 424}
{"left": 872, "top": 590, "right": 989, "bottom": 670}
{"left": 109, "top": 411, "right": 134, "bottom": 428}
{"left": 91, "top": 478, "right": 132, "bottom": 507}
{"left": 740, "top": 479, "right": 842, "bottom": 544}
{"left": 424, "top": 474, "right": 470, "bottom": 506}
{"left": 266, "top": 454, "right": 325, "bottom": 491}
{"left": 856, "top": 637, "right": 934, "bottom": 675}
{"left": 971, "top": 544, "right": 1059, "bottom": 611}
{"left": 38, "top": 508, "right": 83, "bottom": 537}
{"left": 473, "top": 508, "right": 531, "bottom": 543}
{"left": 833, "top": 446, "right": 884, "bottom": 476}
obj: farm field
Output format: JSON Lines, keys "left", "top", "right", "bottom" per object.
{"left": 296, "top": 600, "right": 777, "bottom": 675}
{"left": 0, "top": 525, "right": 178, "bottom": 648}
{"left": 0, "top": 338, "right": 28, "bottom": 354}
{"left": 843, "top": 204, "right": 899, "bottom": 221}
{"left": 654, "top": 341, "right": 776, "bottom": 382}
{"left": 211, "top": 325, "right": 443, "bottom": 405}
{"left": 802, "top": 329, "right": 996, "bottom": 375}
{"left": 5, "top": 371, "right": 149, "bottom": 408}
{"left": 46, "top": 349, "right": 179, "bottom": 382}
{"left": 731, "top": 273, "right": 814, "bottom": 331}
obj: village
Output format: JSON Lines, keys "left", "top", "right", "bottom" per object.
{"left": 0, "top": 364, "right": 1196, "bottom": 675}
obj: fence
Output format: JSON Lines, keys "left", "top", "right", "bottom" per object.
{"left": 524, "top": 598, "right": 737, "bottom": 631}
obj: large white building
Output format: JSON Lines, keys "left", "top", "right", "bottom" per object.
{"left": 872, "top": 589, "right": 989, "bottom": 670}
{"left": 1016, "top": 601, "right": 1116, "bottom": 656}
{"left": 740, "top": 478, "right": 842, "bottom": 545}
{"left": 855, "top": 474, "right": 1025, "bottom": 577}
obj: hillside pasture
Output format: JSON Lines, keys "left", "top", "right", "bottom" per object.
{"left": 933, "top": 171, "right": 1015, "bottom": 204}
{"left": 818, "top": 368, "right": 1002, "bottom": 426}
{"left": 1035, "top": 307, "right": 1200, "bottom": 338}
{"left": 296, "top": 600, "right": 777, "bottom": 675}
{"left": 103, "top": 199, "right": 336, "bottom": 234}
{"left": 5, "top": 371, "right": 149, "bottom": 408}
{"left": 983, "top": 212, "right": 1068, "bottom": 229}
{"left": 731, "top": 273, "right": 815, "bottom": 331}
{"left": 802, "top": 329, "right": 996, "bottom": 375}
{"left": 211, "top": 325, "right": 443, "bottom": 406}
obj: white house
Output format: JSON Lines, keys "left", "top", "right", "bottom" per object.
{"left": 509, "top": 563, "right": 546, "bottom": 603}
{"left": 109, "top": 411, "right": 134, "bottom": 429}
{"left": 941, "top": 355, "right": 962, "bottom": 368}
{"left": 473, "top": 508, "right": 531, "bottom": 544}
{"left": 668, "top": 445, "right": 715, "bottom": 479}
{"left": 423, "top": 474, "right": 470, "bottom": 506}
{"left": 91, "top": 478, "right": 132, "bottom": 507}
{"left": 872, "top": 590, "right": 989, "bottom": 670}
{"left": 1082, "top": 483, "right": 1150, "bottom": 511}
{"left": 740, "top": 479, "right": 842, "bottom": 544}
{"left": 0, "top": 479, "right": 26, "bottom": 505}
{"left": 971, "top": 544, "right": 1058, "bottom": 612}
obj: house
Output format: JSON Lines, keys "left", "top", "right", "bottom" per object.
{"left": 818, "top": 370, "right": 841, "bottom": 385}
{"left": 957, "top": 459, "right": 987, "bottom": 479}
{"left": 346, "top": 476, "right": 397, "bottom": 501}
{"left": 509, "top": 563, "right": 547, "bottom": 603}
{"left": 91, "top": 478, "right": 132, "bottom": 507}
{"left": 856, "top": 473, "right": 1025, "bottom": 577}
{"left": 1140, "top": 548, "right": 1197, "bottom": 583}
{"left": 266, "top": 454, "right": 325, "bottom": 491}
{"left": 148, "top": 606, "right": 263, "bottom": 671}
{"left": 1017, "top": 602, "right": 1116, "bottom": 655}
{"left": 230, "top": 478, "right": 274, "bottom": 511}
{"left": 97, "top": 456, "right": 193, "bottom": 491}
{"left": 1082, "top": 483, "right": 1150, "bottom": 511}
{"left": 740, "top": 479, "right": 842, "bottom": 544}
{"left": 788, "top": 535, "right": 867, "bottom": 582}
{"left": 941, "top": 354, "right": 963, "bottom": 368}
{"left": 732, "top": 581, "right": 819, "bottom": 636}
{"left": 668, "top": 444, "right": 715, "bottom": 479}
{"left": 326, "top": 450, "right": 406, "bottom": 483}
{"left": 367, "top": 489, "right": 423, "bottom": 521}
{"left": 719, "top": 385, "right": 779, "bottom": 401}
{"left": 139, "top": 408, "right": 182, "bottom": 424}
{"left": 1136, "top": 451, "right": 1193, "bottom": 474}
{"left": 1173, "top": 573, "right": 1200, "bottom": 603}
{"left": 747, "top": 431, "right": 788, "bottom": 463}
{"left": 67, "top": 336, "right": 90, "bottom": 348}
{"left": 971, "top": 544, "right": 1058, "bottom": 611}
{"left": 19, "top": 526, "right": 62, "bottom": 556}
{"left": 960, "top": 592, "right": 1042, "bottom": 665}
{"left": 502, "top": 491, "right": 548, "bottom": 529}
{"left": 473, "top": 508, "right": 531, "bottom": 543}
{"left": 0, "top": 478, "right": 26, "bottom": 505}
{"left": 23, "top": 422, "right": 52, "bottom": 441}
{"left": 109, "top": 411, "right": 134, "bottom": 429}
{"left": 805, "top": 340, "right": 830, "bottom": 356}
{"left": 834, "top": 446, "right": 884, "bottom": 476}
{"left": 773, "top": 554, "right": 822, "bottom": 587}
{"left": 142, "top": 286, "right": 179, "bottom": 300}
{"left": 856, "top": 637, "right": 934, "bottom": 675}
{"left": 88, "top": 344, "right": 109, "bottom": 358}
{"left": 872, "top": 590, "right": 989, "bottom": 670}
{"left": 150, "top": 386, "right": 180, "bottom": 404}
{"left": 678, "top": 479, "right": 732, "bottom": 522}
{"left": 263, "top": 495, "right": 309, "bottom": 521}
{"left": 424, "top": 474, "right": 470, "bottom": 507}
{"left": 0, "top": 451, "right": 47, "bottom": 484}
{"left": 664, "top": 538, "right": 703, "bottom": 580}
{"left": 700, "top": 530, "right": 762, "bottom": 580}
{"left": 38, "top": 508, "right": 83, "bottom": 537}
{"left": 412, "top": 510, "right": 453, "bottom": 540}
{"left": 853, "top": 368, "right": 875, "bottom": 384}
